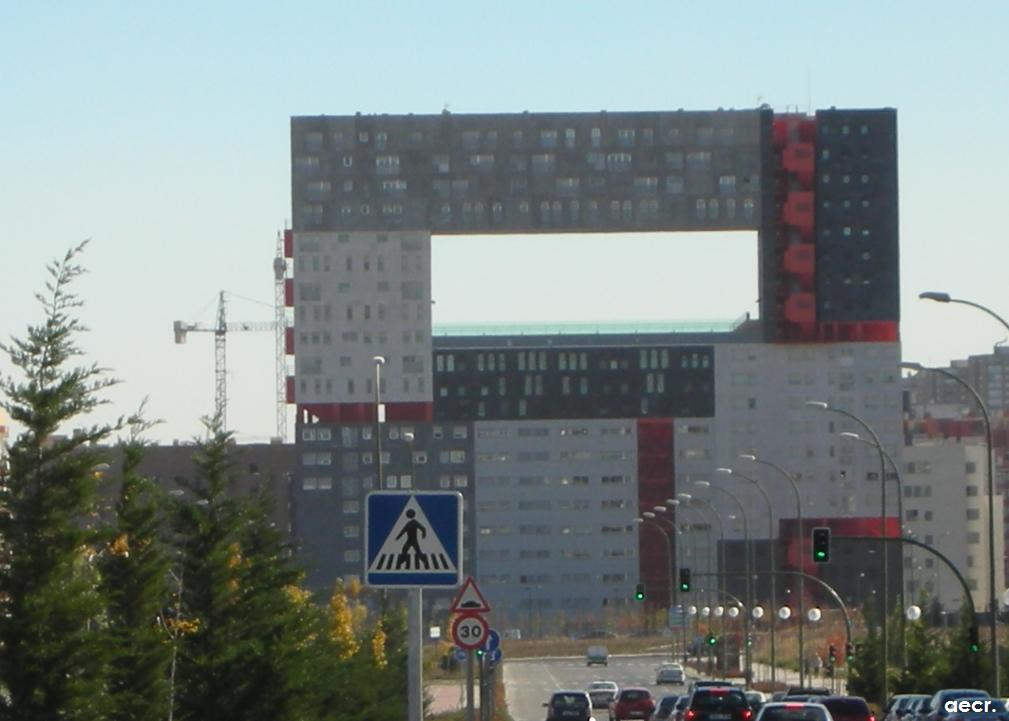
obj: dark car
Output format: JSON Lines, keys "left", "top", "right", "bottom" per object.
{"left": 944, "top": 698, "right": 1009, "bottom": 721}
{"left": 612, "top": 688, "right": 656, "bottom": 721}
{"left": 544, "top": 690, "right": 593, "bottom": 721}
{"left": 653, "top": 695, "right": 683, "bottom": 721}
{"left": 673, "top": 695, "right": 691, "bottom": 721}
{"left": 886, "top": 695, "right": 931, "bottom": 721}
{"left": 819, "top": 696, "right": 873, "bottom": 721}
{"left": 756, "top": 702, "right": 833, "bottom": 721}
{"left": 921, "top": 690, "right": 992, "bottom": 721}
{"left": 685, "top": 686, "right": 753, "bottom": 721}
{"left": 904, "top": 697, "right": 933, "bottom": 721}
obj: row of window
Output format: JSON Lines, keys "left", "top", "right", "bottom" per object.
{"left": 478, "top": 548, "right": 636, "bottom": 561}
{"left": 474, "top": 449, "right": 634, "bottom": 463}
{"left": 297, "top": 194, "right": 758, "bottom": 229}
{"left": 478, "top": 474, "right": 630, "bottom": 487}
{"left": 301, "top": 423, "right": 468, "bottom": 443}
{"left": 478, "top": 498, "right": 630, "bottom": 512}
{"left": 475, "top": 425, "right": 632, "bottom": 439}
{"left": 436, "top": 350, "right": 711, "bottom": 374}
{"left": 479, "top": 524, "right": 633, "bottom": 536}
{"left": 303, "top": 473, "right": 471, "bottom": 493}
{"left": 305, "top": 123, "right": 742, "bottom": 155}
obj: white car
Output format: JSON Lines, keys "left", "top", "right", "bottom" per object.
{"left": 587, "top": 681, "right": 619, "bottom": 709}
{"left": 655, "top": 662, "right": 685, "bottom": 685}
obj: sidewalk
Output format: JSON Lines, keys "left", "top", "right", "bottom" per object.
{"left": 428, "top": 680, "right": 478, "bottom": 716}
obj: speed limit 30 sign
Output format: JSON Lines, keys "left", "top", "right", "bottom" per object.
{"left": 451, "top": 612, "right": 489, "bottom": 650}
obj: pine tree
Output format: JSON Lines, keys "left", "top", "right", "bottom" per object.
{"left": 171, "top": 421, "right": 249, "bottom": 721}
{"left": 0, "top": 242, "right": 120, "bottom": 721}
{"left": 226, "top": 482, "right": 327, "bottom": 721}
{"left": 99, "top": 420, "right": 173, "bottom": 721}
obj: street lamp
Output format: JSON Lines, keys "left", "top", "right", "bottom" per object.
{"left": 740, "top": 452, "right": 806, "bottom": 689}
{"left": 806, "top": 400, "right": 890, "bottom": 701}
{"left": 902, "top": 360, "right": 999, "bottom": 694}
{"left": 718, "top": 466, "right": 777, "bottom": 686}
{"left": 695, "top": 480, "right": 753, "bottom": 686}
{"left": 687, "top": 495, "right": 728, "bottom": 677}
{"left": 840, "top": 429, "right": 908, "bottom": 671}
{"left": 635, "top": 515, "right": 676, "bottom": 644}
{"left": 373, "top": 356, "right": 386, "bottom": 487}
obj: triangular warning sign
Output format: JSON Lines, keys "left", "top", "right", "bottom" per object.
{"left": 367, "top": 496, "right": 457, "bottom": 575}
{"left": 450, "top": 576, "right": 491, "bottom": 613}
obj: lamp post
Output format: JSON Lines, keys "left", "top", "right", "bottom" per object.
{"left": 638, "top": 513, "right": 676, "bottom": 644}
{"left": 373, "top": 355, "right": 386, "bottom": 487}
{"left": 679, "top": 492, "right": 717, "bottom": 671}
{"left": 805, "top": 401, "right": 890, "bottom": 701}
{"left": 718, "top": 467, "right": 777, "bottom": 687}
{"left": 688, "top": 495, "right": 728, "bottom": 677}
{"left": 665, "top": 500, "right": 702, "bottom": 661}
{"left": 902, "top": 360, "right": 999, "bottom": 695}
{"left": 740, "top": 453, "right": 806, "bottom": 689}
{"left": 840, "top": 429, "right": 908, "bottom": 672}
{"left": 695, "top": 480, "right": 753, "bottom": 686}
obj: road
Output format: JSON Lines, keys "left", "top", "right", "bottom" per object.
{"left": 502, "top": 652, "right": 689, "bottom": 721}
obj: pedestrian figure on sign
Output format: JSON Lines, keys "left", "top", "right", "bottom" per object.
{"left": 395, "top": 509, "right": 429, "bottom": 569}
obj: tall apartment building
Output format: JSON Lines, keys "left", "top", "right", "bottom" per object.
{"left": 905, "top": 347, "right": 1009, "bottom": 417}
{"left": 287, "top": 108, "right": 904, "bottom": 629}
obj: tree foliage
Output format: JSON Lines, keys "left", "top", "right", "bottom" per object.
{"left": 0, "top": 241, "right": 121, "bottom": 721}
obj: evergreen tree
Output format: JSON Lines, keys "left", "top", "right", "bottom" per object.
{"left": 934, "top": 606, "right": 986, "bottom": 692}
{"left": 99, "top": 419, "right": 173, "bottom": 721}
{"left": 227, "top": 482, "right": 326, "bottom": 721}
{"left": 171, "top": 421, "right": 249, "bottom": 721}
{"left": 0, "top": 242, "right": 120, "bottom": 721}
{"left": 847, "top": 605, "right": 884, "bottom": 704}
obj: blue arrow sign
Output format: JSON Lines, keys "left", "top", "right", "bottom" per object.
{"left": 365, "top": 491, "right": 463, "bottom": 588}
{"left": 487, "top": 647, "right": 502, "bottom": 668}
{"left": 483, "top": 628, "right": 501, "bottom": 654}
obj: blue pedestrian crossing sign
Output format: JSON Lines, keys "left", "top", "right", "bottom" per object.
{"left": 365, "top": 491, "right": 463, "bottom": 588}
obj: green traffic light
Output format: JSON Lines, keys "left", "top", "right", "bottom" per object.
{"left": 969, "top": 643, "right": 979, "bottom": 654}
{"left": 707, "top": 634, "right": 716, "bottom": 646}
{"left": 815, "top": 551, "right": 826, "bottom": 559}
{"left": 679, "top": 584, "right": 688, "bottom": 591}
{"left": 635, "top": 592, "right": 644, "bottom": 601}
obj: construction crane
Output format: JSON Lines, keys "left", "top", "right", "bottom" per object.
{"left": 173, "top": 290, "right": 278, "bottom": 437}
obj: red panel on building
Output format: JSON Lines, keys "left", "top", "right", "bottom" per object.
{"left": 781, "top": 144, "right": 815, "bottom": 188}
{"left": 286, "top": 376, "right": 296, "bottom": 403}
{"left": 296, "top": 401, "right": 434, "bottom": 424}
{"left": 637, "top": 418, "right": 674, "bottom": 609}
{"left": 782, "top": 192, "right": 815, "bottom": 240}
{"left": 285, "top": 327, "right": 295, "bottom": 355}
{"left": 284, "top": 229, "right": 293, "bottom": 258}
{"left": 386, "top": 402, "right": 434, "bottom": 422}
{"left": 284, "top": 278, "right": 294, "bottom": 307}
{"left": 782, "top": 244, "right": 815, "bottom": 289}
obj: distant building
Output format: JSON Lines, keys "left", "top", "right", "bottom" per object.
{"left": 287, "top": 107, "right": 904, "bottom": 630}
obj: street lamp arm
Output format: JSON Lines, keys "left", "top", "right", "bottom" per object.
{"left": 919, "top": 292, "right": 1009, "bottom": 335}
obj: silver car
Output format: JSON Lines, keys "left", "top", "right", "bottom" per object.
{"left": 656, "top": 663, "right": 685, "bottom": 685}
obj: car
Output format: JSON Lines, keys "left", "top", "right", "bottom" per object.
{"left": 684, "top": 686, "right": 753, "bottom": 721}
{"left": 657, "top": 662, "right": 686, "bottom": 685}
{"left": 652, "top": 695, "right": 683, "bottom": 721}
{"left": 944, "top": 699, "right": 1009, "bottom": 721}
{"left": 745, "top": 692, "right": 768, "bottom": 714}
{"left": 903, "top": 697, "right": 932, "bottom": 721}
{"left": 755, "top": 702, "right": 834, "bottom": 721}
{"left": 885, "top": 695, "right": 931, "bottom": 721}
{"left": 587, "top": 680, "right": 619, "bottom": 709}
{"left": 544, "top": 690, "right": 594, "bottom": 721}
{"left": 818, "top": 696, "right": 873, "bottom": 721}
{"left": 690, "top": 680, "right": 743, "bottom": 693}
{"left": 788, "top": 688, "right": 831, "bottom": 698}
{"left": 672, "top": 695, "right": 691, "bottom": 721}
{"left": 587, "top": 645, "right": 610, "bottom": 666}
{"left": 611, "top": 687, "right": 656, "bottom": 721}
{"left": 921, "top": 690, "right": 992, "bottom": 721}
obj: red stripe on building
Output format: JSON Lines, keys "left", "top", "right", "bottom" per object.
{"left": 637, "top": 418, "right": 674, "bottom": 609}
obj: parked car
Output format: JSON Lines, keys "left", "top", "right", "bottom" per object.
{"left": 755, "top": 702, "right": 834, "bottom": 721}
{"left": 587, "top": 680, "right": 619, "bottom": 709}
{"left": 611, "top": 687, "right": 656, "bottom": 721}
{"left": 885, "top": 695, "right": 931, "bottom": 721}
{"left": 544, "top": 690, "right": 593, "bottom": 721}
{"left": 904, "top": 697, "right": 933, "bottom": 721}
{"left": 746, "top": 692, "right": 768, "bottom": 714}
{"left": 657, "top": 662, "right": 686, "bottom": 685}
{"left": 684, "top": 686, "right": 753, "bottom": 721}
{"left": 818, "top": 696, "right": 873, "bottom": 721}
{"left": 921, "top": 690, "right": 992, "bottom": 721}
{"left": 944, "top": 699, "right": 1009, "bottom": 721}
{"left": 652, "top": 695, "right": 683, "bottom": 721}
{"left": 586, "top": 645, "right": 609, "bottom": 667}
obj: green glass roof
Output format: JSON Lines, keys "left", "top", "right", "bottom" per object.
{"left": 433, "top": 319, "right": 742, "bottom": 336}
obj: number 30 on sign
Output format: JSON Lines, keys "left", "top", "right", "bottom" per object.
{"left": 452, "top": 613, "right": 489, "bottom": 650}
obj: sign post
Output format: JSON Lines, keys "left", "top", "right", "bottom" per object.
{"left": 366, "top": 492, "right": 463, "bottom": 721}
{"left": 449, "top": 577, "right": 491, "bottom": 721}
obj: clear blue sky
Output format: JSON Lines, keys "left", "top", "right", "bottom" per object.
{"left": 2, "top": 1, "right": 1008, "bottom": 444}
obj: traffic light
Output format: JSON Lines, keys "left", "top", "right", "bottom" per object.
{"left": 845, "top": 642, "right": 855, "bottom": 662}
{"left": 679, "top": 568, "right": 692, "bottom": 592}
{"left": 969, "top": 626, "right": 980, "bottom": 654}
{"left": 706, "top": 632, "right": 717, "bottom": 646}
{"left": 812, "top": 526, "right": 831, "bottom": 564}
{"left": 635, "top": 583, "right": 645, "bottom": 601}
{"left": 828, "top": 644, "right": 837, "bottom": 664}
{"left": 745, "top": 635, "right": 753, "bottom": 648}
